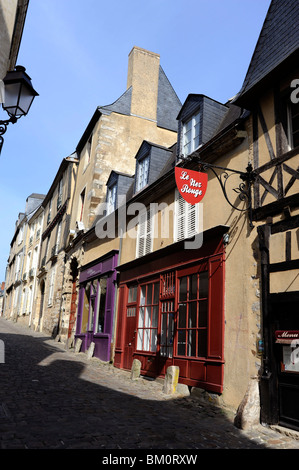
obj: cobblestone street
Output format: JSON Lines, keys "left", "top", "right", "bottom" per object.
{"left": 1, "top": 317, "right": 299, "bottom": 453}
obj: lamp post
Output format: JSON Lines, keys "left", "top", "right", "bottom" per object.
{"left": 0, "top": 66, "right": 38, "bottom": 154}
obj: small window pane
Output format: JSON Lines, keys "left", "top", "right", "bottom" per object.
{"left": 199, "top": 272, "right": 209, "bottom": 298}
{"left": 128, "top": 285, "right": 137, "bottom": 303}
{"left": 177, "top": 331, "right": 186, "bottom": 356}
{"left": 198, "top": 330, "right": 207, "bottom": 357}
{"left": 198, "top": 300, "right": 208, "bottom": 327}
{"left": 179, "top": 276, "right": 187, "bottom": 301}
{"left": 189, "top": 302, "right": 197, "bottom": 328}
{"left": 190, "top": 274, "right": 197, "bottom": 300}
{"left": 178, "top": 303, "right": 186, "bottom": 328}
{"left": 187, "top": 329, "right": 196, "bottom": 357}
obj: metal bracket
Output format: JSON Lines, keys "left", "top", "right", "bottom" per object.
{"left": 182, "top": 156, "right": 256, "bottom": 228}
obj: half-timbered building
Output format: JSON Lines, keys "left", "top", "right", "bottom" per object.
{"left": 235, "top": 0, "right": 299, "bottom": 430}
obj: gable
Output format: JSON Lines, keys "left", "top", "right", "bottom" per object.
{"left": 235, "top": 0, "right": 299, "bottom": 107}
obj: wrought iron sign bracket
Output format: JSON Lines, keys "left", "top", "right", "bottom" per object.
{"left": 184, "top": 156, "right": 256, "bottom": 228}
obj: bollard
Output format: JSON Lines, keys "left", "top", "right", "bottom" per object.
{"left": 74, "top": 338, "right": 82, "bottom": 353}
{"left": 163, "top": 365, "right": 179, "bottom": 394}
{"left": 131, "top": 359, "right": 141, "bottom": 380}
{"left": 87, "top": 342, "right": 95, "bottom": 359}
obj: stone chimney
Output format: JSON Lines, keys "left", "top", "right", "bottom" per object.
{"left": 127, "top": 46, "right": 160, "bottom": 122}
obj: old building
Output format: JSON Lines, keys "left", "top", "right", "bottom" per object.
{"left": 33, "top": 154, "right": 78, "bottom": 336}
{"left": 57, "top": 46, "right": 182, "bottom": 352}
{"left": 3, "top": 193, "right": 45, "bottom": 322}
{"left": 234, "top": 0, "right": 299, "bottom": 430}
{"left": 78, "top": 0, "right": 299, "bottom": 432}
{"left": 0, "top": 0, "right": 29, "bottom": 80}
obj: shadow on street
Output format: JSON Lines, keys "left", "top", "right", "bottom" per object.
{"left": 0, "top": 318, "right": 281, "bottom": 451}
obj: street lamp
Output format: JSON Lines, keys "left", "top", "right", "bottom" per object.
{"left": 0, "top": 65, "right": 38, "bottom": 153}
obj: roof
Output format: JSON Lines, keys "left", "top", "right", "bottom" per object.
{"left": 235, "top": 0, "right": 299, "bottom": 107}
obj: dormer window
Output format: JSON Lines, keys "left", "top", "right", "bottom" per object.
{"left": 136, "top": 155, "right": 150, "bottom": 192}
{"left": 183, "top": 111, "right": 200, "bottom": 156}
{"left": 107, "top": 183, "right": 117, "bottom": 215}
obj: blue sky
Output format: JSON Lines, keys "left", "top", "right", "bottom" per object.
{"left": 0, "top": 0, "right": 271, "bottom": 280}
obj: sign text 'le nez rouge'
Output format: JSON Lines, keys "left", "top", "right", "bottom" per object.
{"left": 175, "top": 167, "right": 208, "bottom": 204}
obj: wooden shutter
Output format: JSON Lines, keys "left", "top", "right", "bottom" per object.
{"left": 137, "top": 208, "right": 153, "bottom": 257}
{"left": 175, "top": 190, "right": 198, "bottom": 241}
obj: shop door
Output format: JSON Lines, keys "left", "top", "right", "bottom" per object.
{"left": 158, "top": 299, "right": 175, "bottom": 375}
{"left": 123, "top": 286, "right": 138, "bottom": 370}
{"left": 123, "top": 309, "right": 136, "bottom": 370}
{"left": 272, "top": 295, "right": 299, "bottom": 431}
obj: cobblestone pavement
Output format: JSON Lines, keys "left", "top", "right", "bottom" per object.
{"left": 1, "top": 317, "right": 299, "bottom": 452}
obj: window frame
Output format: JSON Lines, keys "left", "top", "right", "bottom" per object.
{"left": 106, "top": 182, "right": 117, "bottom": 215}
{"left": 136, "top": 155, "right": 150, "bottom": 192}
{"left": 176, "top": 265, "right": 209, "bottom": 359}
{"left": 136, "top": 281, "right": 159, "bottom": 352}
{"left": 182, "top": 111, "right": 201, "bottom": 156}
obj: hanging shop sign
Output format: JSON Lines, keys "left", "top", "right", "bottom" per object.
{"left": 175, "top": 167, "right": 208, "bottom": 204}
{"left": 275, "top": 330, "right": 299, "bottom": 344}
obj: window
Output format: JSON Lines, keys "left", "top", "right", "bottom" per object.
{"left": 286, "top": 101, "right": 299, "bottom": 149}
{"left": 79, "top": 189, "right": 85, "bottom": 222}
{"left": 47, "top": 198, "right": 52, "bottom": 224}
{"left": 281, "top": 94, "right": 299, "bottom": 150}
{"left": 80, "top": 277, "right": 107, "bottom": 334}
{"left": 183, "top": 111, "right": 200, "bottom": 156}
{"left": 107, "top": 183, "right": 117, "bottom": 215}
{"left": 177, "top": 270, "right": 209, "bottom": 357}
{"left": 137, "top": 282, "right": 159, "bottom": 352}
{"left": 95, "top": 277, "right": 107, "bottom": 333}
{"left": 48, "top": 268, "right": 55, "bottom": 306}
{"left": 136, "top": 155, "right": 150, "bottom": 192}
{"left": 174, "top": 190, "right": 199, "bottom": 241}
{"left": 57, "top": 178, "right": 63, "bottom": 209}
{"left": 136, "top": 208, "right": 154, "bottom": 258}
{"left": 86, "top": 135, "right": 92, "bottom": 164}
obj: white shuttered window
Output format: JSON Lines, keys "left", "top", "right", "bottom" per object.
{"left": 136, "top": 208, "right": 154, "bottom": 258}
{"left": 174, "top": 190, "right": 199, "bottom": 241}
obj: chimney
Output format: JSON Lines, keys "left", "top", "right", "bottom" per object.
{"left": 127, "top": 46, "right": 160, "bottom": 122}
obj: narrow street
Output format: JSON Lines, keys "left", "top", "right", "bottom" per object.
{"left": 0, "top": 317, "right": 299, "bottom": 452}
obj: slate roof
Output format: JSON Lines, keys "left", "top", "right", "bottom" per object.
{"left": 235, "top": 0, "right": 299, "bottom": 106}
{"left": 100, "top": 66, "right": 181, "bottom": 132}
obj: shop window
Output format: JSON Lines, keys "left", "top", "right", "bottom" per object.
{"left": 160, "top": 271, "right": 175, "bottom": 299}
{"left": 81, "top": 277, "right": 107, "bottom": 334}
{"left": 137, "top": 282, "right": 159, "bottom": 352}
{"left": 177, "top": 270, "right": 209, "bottom": 358}
{"left": 96, "top": 277, "right": 107, "bottom": 333}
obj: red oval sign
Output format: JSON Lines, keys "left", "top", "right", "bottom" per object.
{"left": 175, "top": 167, "right": 208, "bottom": 204}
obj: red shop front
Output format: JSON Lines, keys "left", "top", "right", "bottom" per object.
{"left": 114, "top": 226, "right": 227, "bottom": 393}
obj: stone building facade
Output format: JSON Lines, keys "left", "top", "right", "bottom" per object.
{"left": 57, "top": 46, "right": 182, "bottom": 346}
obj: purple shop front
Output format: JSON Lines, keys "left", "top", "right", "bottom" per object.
{"left": 75, "top": 250, "right": 118, "bottom": 362}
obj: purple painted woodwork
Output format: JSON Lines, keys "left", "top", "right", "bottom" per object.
{"left": 75, "top": 250, "right": 118, "bottom": 362}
